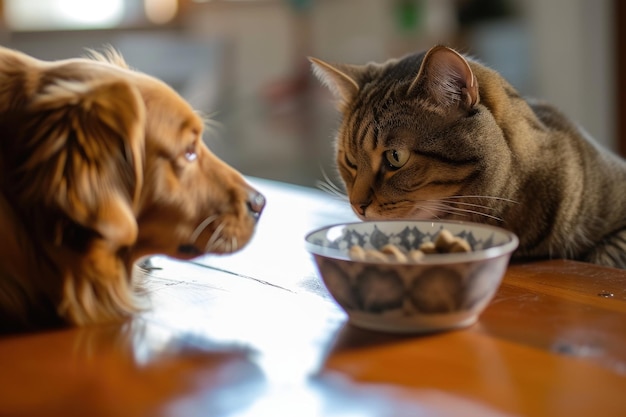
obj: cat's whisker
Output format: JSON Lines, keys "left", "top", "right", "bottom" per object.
{"left": 316, "top": 180, "right": 348, "bottom": 200}
{"left": 443, "top": 195, "right": 519, "bottom": 205}
{"left": 408, "top": 204, "right": 444, "bottom": 220}
{"left": 425, "top": 204, "right": 470, "bottom": 219}
{"left": 426, "top": 195, "right": 517, "bottom": 222}
{"left": 436, "top": 199, "right": 500, "bottom": 211}
{"left": 422, "top": 200, "right": 504, "bottom": 222}
{"left": 318, "top": 166, "right": 347, "bottom": 191}
{"left": 458, "top": 209, "right": 503, "bottom": 222}
{"left": 316, "top": 169, "right": 349, "bottom": 201}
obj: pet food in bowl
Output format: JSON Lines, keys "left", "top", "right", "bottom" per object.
{"left": 305, "top": 220, "right": 518, "bottom": 333}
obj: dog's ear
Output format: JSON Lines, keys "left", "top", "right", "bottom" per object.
{"left": 18, "top": 78, "right": 145, "bottom": 249}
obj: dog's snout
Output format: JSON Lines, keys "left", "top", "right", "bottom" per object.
{"left": 246, "top": 189, "right": 265, "bottom": 219}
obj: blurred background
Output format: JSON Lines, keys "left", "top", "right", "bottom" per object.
{"left": 0, "top": 0, "right": 624, "bottom": 188}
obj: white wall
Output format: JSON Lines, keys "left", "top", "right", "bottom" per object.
{"left": 523, "top": 0, "right": 615, "bottom": 150}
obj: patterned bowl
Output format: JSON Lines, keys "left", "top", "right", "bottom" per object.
{"left": 305, "top": 220, "right": 519, "bottom": 333}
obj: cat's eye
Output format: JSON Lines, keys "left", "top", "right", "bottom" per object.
{"left": 384, "top": 149, "right": 410, "bottom": 169}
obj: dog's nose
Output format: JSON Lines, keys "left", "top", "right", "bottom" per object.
{"left": 246, "top": 189, "right": 265, "bottom": 219}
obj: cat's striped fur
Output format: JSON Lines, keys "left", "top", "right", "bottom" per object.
{"left": 310, "top": 45, "right": 626, "bottom": 269}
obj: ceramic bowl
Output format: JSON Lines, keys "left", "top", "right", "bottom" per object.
{"left": 305, "top": 220, "right": 519, "bottom": 333}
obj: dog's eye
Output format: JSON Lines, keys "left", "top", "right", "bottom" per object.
{"left": 184, "top": 146, "right": 198, "bottom": 162}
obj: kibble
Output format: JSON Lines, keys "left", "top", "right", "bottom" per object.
{"left": 380, "top": 244, "right": 408, "bottom": 263}
{"left": 434, "top": 229, "right": 472, "bottom": 253}
{"left": 347, "top": 229, "right": 471, "bottom": 263}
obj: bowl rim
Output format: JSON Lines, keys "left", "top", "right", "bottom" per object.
{"left": 304, "top": 219, "right": 519, "bottom": 265}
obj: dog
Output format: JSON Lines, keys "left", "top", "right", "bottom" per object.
{"left": 0, "top": 46, "right": 265, "bottom": 333}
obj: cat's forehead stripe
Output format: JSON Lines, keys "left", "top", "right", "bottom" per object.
{"left": 351, "top": 87, "right": 397, "bottom": 151}
{"left": 345, "top": 109, "right": 362, "bottom": 152}
{"left": 348, "top": 108, "right": 365, "bottom": 149}
{"left": 353, "top": 120, "right": 375, "bottom": 151}
{"left": 369, "top": 105, "right": 381, "bottom": 149}
{"left": 349, "top": 102, "right": 371, "bottom": 150}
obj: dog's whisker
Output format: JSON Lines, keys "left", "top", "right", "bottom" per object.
{"left": 209, "top": 237, "right": 227, "bottom": 254}
{"left": 204, "top": 118, "right": 224, "bottom": 136}
{"left": 204, "top": 222, "right": 226, "bottom": 253}
{"left": 227, "top": 236, "right": 236, "bottom": 253}
{"left": 190, "top": 215, "right": 219, "bottom": 244}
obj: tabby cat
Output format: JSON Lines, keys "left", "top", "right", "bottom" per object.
{"left": 310, "top": 45, "right": 626, "bottom": 269}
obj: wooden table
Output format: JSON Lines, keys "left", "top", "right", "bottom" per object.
{"left": 1, "top": 177, "right": 625, "bottom": 417}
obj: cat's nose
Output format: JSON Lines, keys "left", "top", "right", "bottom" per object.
{"left": 352, "top": 200, "right": 371, "bottom": 217}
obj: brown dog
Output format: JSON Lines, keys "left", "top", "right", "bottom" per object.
{"left": 0, "top": 46, "right": 265, "bottom": 332}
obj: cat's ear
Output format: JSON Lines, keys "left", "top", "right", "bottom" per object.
{"left": 309, "top": 57, "right": 360, "bottom": 105}
{"left": 409, "top": 45, "right": 479, "bottom": 108}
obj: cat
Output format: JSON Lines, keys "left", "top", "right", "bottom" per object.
{"left": 310, "top": 44, "right": 626, "bottom": 269}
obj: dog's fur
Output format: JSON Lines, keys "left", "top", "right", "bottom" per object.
{"left": 0, "top": 46, "right": 265, "bottom": 333}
